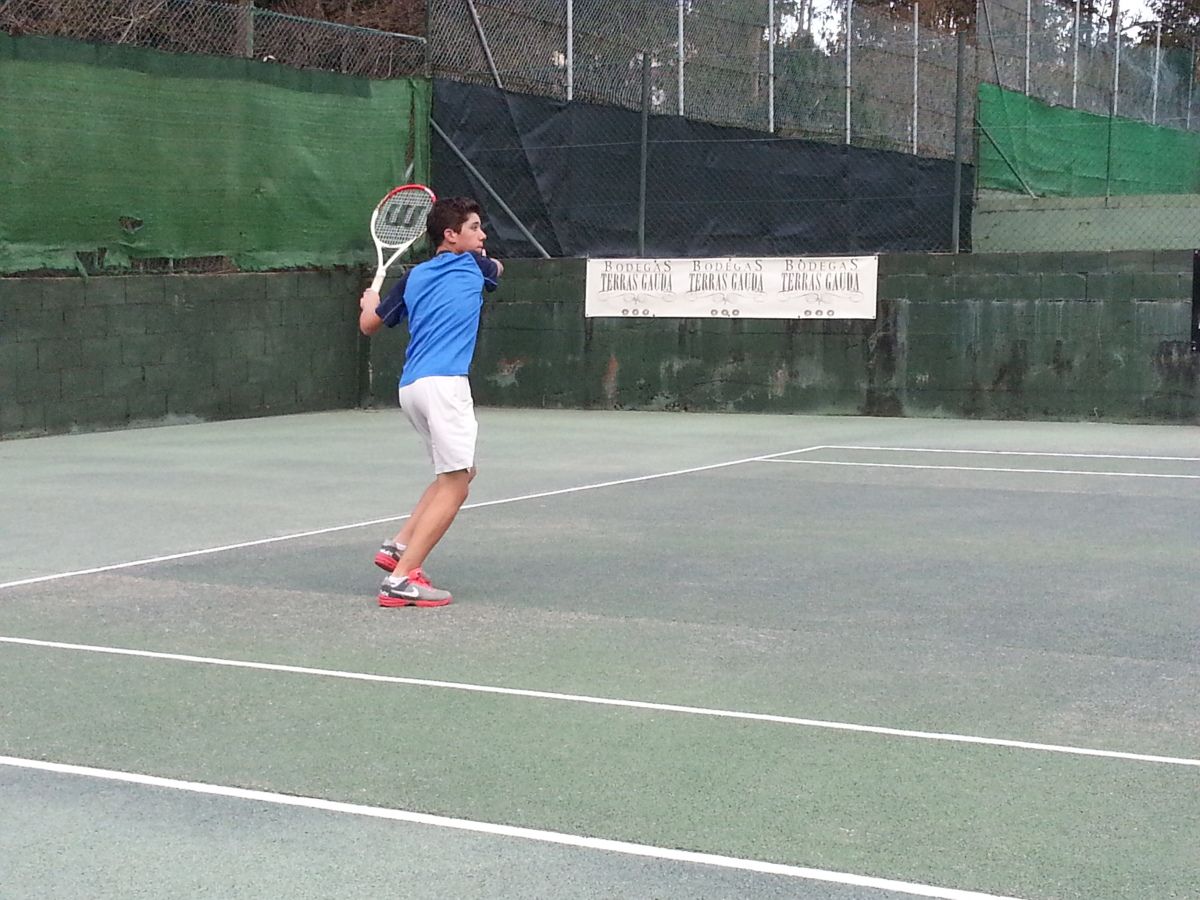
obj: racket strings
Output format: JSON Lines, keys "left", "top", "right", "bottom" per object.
{"left": 372, "top": 193, "right": 433, "bottom": 248}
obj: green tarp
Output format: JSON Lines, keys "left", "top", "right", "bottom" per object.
{"left": 978, "top": 82, "right": 1200, "bottom": 197}
{"left": 0, "top": 33, "right": 431, "bottom": 273}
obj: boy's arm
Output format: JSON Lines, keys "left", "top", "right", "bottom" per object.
{"left": 471, "top": 251, "right": 503, "bottom": 291}
{"left": 358, "top": 289, "right": 384, "bottom": 335}
{"left": 358, "top": 273, "right": 409, "bottom": 335}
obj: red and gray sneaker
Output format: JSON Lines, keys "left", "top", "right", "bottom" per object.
{"left": 374, "top": 541, "right": 403, "bottom": 572}
{"left": 378, "top": 568, "right": 452, "bottom": 608}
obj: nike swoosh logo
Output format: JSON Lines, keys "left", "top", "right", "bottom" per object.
{"left": 392, "top": 585, "right": 420, "bottom": 598}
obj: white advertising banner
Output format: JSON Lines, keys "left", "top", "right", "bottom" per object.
{"left": 585, "top": 256, "right": 878, "bottom": 320}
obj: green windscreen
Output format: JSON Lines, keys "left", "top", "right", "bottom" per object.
{"left": 0, "top": 33, "right": 431, "bottom": 273}
{"left": 978, "top": 82, "right": 1200, "bottom": 197}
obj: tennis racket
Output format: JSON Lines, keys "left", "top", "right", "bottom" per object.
{"left": 368, "top": 183, "right": 436, "bottom": 293}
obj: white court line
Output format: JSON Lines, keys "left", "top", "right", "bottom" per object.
{"left": 3, "top": 637, "right": 1197, "bottom": 769}
{"left": 0, "top": 756, "right": 1026, "bottom": 900}
{"left": 0, "top": 446, "right": 823, "bottom": 591}
{"left": 761, "top": 459, "right": 1200, "bottom": 480}
{"left": 819, "top": 446, "right": 1200, "bottom": 462}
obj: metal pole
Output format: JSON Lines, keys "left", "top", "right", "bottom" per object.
{"left": 845, "top": 0, "right": 853, "bottom": 144}
{"left": 678, "top": 0, "right": 685, "bottom": 116}
{"left": 1072, "top": 0, "right": 1080, "bottom": 107}
{"left": 1113, "top": 27, "right": 1121, "bottom": 118}
{"left": 1152, "top": 20, "right": 1161, "bottom": 124}
{"left": 912, "top": 2, "right": 919, "bottom": 154}
{"left": 1192, "top": 250, "right": 1200, "bottom": 352}
{"left": 768, "top": 0, "right": 775, "bottom": 133}
{"left": 978, "top": 122, "right": 1038, "bottom": 196}
{"left": 236, "top": 0, "right": 254, "bottom": 59}
{"left": 430, "top": 119, "right": 551, "bottom": 258}
{"left": 1189, "top": 40, "right": 1195, "bottom": 130}
{"left": 1024, "top": 0, "right": 1031, "bottom": 95}
{"left": 639, "top": 52, "right": 651, "bottom": 257}
{"left": 952, "top": 29, "right": 965, "bottom": 252}
{"left": 980, "top": 0, "right": 1003, "bottom": 88}
{"left": 1107, "top": 33, "right": 1120, "bottom": 200}
{"left": 566, "top": 0, "right": 573, "bottom": 101}
{"left": 465, "top": 0, "right": 505, "bottom": 91}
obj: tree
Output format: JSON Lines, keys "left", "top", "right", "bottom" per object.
{"left": 855, "top": 0, "right": 975, "bottom": 31}
{"left": 256, "top": 0, "right": 426, "bottom": 36}
{"left": 1147, "top": 0, "right": 1200, "bottom": 46}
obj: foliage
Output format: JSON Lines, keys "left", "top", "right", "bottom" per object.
{"left": 1147, "top": 0, "right": 1200, "bottom": 46}
{"left": 255, "top": 0, "right": 426, "bottom": 37}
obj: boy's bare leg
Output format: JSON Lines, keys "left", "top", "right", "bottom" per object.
{"left": 392, "top": 481, "right": 439, "bottom": 548}
{"left": 392, "top": 466, "right": 476, "bottom": 548}
{"left": 392, "top": 468, "right": 473, "bottom": 574}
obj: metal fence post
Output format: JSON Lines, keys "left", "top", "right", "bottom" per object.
{"left": 1024, "top": 0, "right": 1031, "bottom": 95}
{"left": 1152, "top": 20, "right": 1161, "bottom": 125}
{"left": 1113, "top": 27, "right": 1121, "bottom": 119}
{"left": 639, "top": 52, "right": 650, "bottom": 257}
{"left": 768, "top": 0, "right": 775, "bottom": 133}
{"left": 845, "top": 0, "right": 853, "bottom": 145}
{"left": 1188, "top": 40, "right": 1195, "bottom": 131}
{"left": 236, "top": 0, "right": 253, "bottom": 58}
{"left": 678, "top": 0, "right": 685, "bottom": 116}
{"left": 1192, "top": 251, "right": 1200, "bottom": 352}
{"left": 952, "top": 29, "right": 965, "bottom": 253}
{"left": 1072, "top": 0, "right": 1080, "bottom": 107}
{"left": 1106, "top": 33, "right": 1121, "bottom": 200}
{"left": 566, "top": 0, "right": 573, "bottom": 101}
{"left": 912, "top": 2, "right": 919, "bottom": 154}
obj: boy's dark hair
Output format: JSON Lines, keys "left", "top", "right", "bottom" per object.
{"left": 426, "top": 197, "right": 482, "bottom": 249}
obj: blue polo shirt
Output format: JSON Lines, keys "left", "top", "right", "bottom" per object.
{"left": 376, "top": 251, "right": 500, "bottom": 387}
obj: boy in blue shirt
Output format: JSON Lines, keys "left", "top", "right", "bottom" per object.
{"left": 358, "top": 197, "right": 502, "bottom": 607}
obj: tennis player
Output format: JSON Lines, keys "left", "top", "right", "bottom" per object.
{"left": 357, "top": 196, "right": 502, "bottom": 607}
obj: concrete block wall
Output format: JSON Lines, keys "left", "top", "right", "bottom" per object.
{"left": 367, "top": 253, "right": 1198, "bottom": 424}
{"left": 878, "top": 251, "right": 1196, "bottom": 421}
{"left": 3, "top": 253, "right": 1196, "bottom": 438}
{"left": 1, "top": 271, "right": 363, "bottom": 437}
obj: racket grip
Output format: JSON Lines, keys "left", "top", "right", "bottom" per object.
{"left": 369, "top": 269, "right": 385, "bottom": 293}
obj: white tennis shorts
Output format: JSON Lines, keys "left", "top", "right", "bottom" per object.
{"left": 398, "top": 375, "right": 478, "bottom": 474}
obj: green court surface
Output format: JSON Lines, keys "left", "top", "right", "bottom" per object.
{"left": 1, "top": 409, "right": 1197, "bottom": 900}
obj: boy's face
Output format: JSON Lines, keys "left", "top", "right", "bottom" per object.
{"left": 444, "top": 212, "right": 486, "bottom": 254}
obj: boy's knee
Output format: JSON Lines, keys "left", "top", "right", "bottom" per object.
{"left": 438, "top": 468, "right": 473, "bottom": 500}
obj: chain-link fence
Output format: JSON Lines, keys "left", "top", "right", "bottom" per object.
{"left": 1, "top": 0, "right": 428, "bottom": 276}
{"left": 973, "top": 0, "right": 1200, "bottom": 252}
{"left": 431, "top": 0, "right": 972, "bottom": 161}
{"left": 0, "top": 0, "right": 426, "bottom": 78}
{"left": 431, "top": 0, "right": 1200, "bottom": 253}
{"left": 7, "top": 0, "right": 1199, "bottom": 256}
{"left": 980, "top": 0, "right": 1197, "bottom": 130}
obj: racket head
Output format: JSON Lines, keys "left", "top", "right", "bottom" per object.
{"left": 370, "top": 183, "right": 437, "bottom": 251}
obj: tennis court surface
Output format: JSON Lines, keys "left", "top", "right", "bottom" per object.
{"left": 2, "top": 408, "right": 1197, "bottom": 900}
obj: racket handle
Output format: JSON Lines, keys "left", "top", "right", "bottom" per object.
{"left": 369, "top": 269, "right": 386, "bottom": 293}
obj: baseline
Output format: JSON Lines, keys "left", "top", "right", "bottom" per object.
{"left": 0, "top": 754, "right": 1026, "bottom": 900}
{"left": 2, "top": 636, "right": 1196, "bottom": 769}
